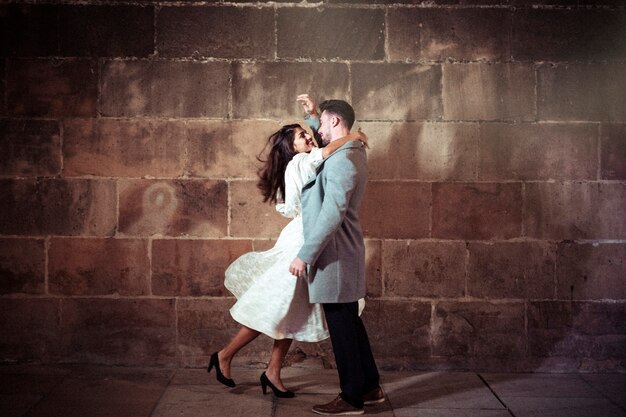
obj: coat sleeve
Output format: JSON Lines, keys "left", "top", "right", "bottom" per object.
{"left": 297, "top": 154, "right": 358, "bottom": 265}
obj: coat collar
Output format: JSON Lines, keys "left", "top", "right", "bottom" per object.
{"left": 302, "top": 140, "right": 364, "bottom": 190}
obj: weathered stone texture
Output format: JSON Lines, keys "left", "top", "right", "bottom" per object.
{"left": 478, "top": 123, "right": 598, "bottom": 180}
{"left": 388, "top": 8, "right": 511, "bottom": 61}
{"left": 118, "top": 179, "right": 228, "bottom": 237}
{"left": 277, "top": 8, "right": 384, "bottom": 60}
{"left": 186, "top": 120, "right": 280, "bottom": 179}
{"left": 0, "top": 179, "right": 116, "bottom": 236}
{"left": 232, "top": 62, "right": 349, "bottom": 119}
{"left": 361, "top": 122, "right": 478, "bottom": 181}
{"left": 177, "top": 298, "right": 251, "bottom": 367}
{"left": 101, "top": 60, "right": 229, "bottom": 118}
{"left": 360, "top": 182, "right": 431, "bottom": 239}
{"left": 7, "top": 59, "right": 98, "bottom": 117}
{"left": 512, "top": 10, "right": 626, "bottom": 61}
{"left": 443, "top": 63, "right": 535, "bottom": 121}
{"left": 0, "top": 238, "right": 45, "bottom": 295}
{"left": 524, "top": 182, "right": 626, "bottom": 239}
{"left": 58, "top": 5, "right": 154, "bottom": 57}
{"left": 601, "top": 124, "right": 626, "bottom": 180}
{"left": 152, "top": 239, "right": 252, "bottom": 296}
{"left": 59, "top": 298, "right": 177, "bottom": 366}
{"left": 363, "top": 300, "right": 431, "bottom": 360}
{"left": 230, "top": 181, "right": 290, "bottom": 238}
{"left": 529, "top": 301, "right": 626, "bottom": 361}
{"left": 158, "top": 6, "right": 273, "bottom": 59}
{"left": 432, "top": 183, "right": 522, "bottom": 240}
{"left": 63, "top": 118, "right": 186, "bottom": 178}
{"left": 365, "top": 239, "right": 382, "bottom": 297}
{"left": 467, "top": 242, "right": 556, "bottom": 299}
{"left": 557, "top": 243, "right": 626, "bottom": 300}
{"left": 0, "top": 299, "right": 61, "bottom": 363}
{"left": 433, "top": 302, "right": 526, "bottom": 358}
{"left": 48, "top": 238, "right": 150, "bottom": 296}
{"left": 0, "top": 4, "right": 58, "bottom": 56}
{"left": 538, "top": 63, "right": 626, "bottom": 122}
{"left": 352, "top": 64, "right": 442, "bottom": 121}
{"left": 0, "top": 119, "right": 61, "bottom": 176}
{"left": 383, "top": 240, "right": 466, "bottom": 298}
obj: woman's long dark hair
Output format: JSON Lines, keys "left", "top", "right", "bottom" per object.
{"left": 257, "top": 124, "right": 301, "bottom": 204}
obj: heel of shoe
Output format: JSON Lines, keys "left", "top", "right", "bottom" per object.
{"left": 260, "top": 375, "right": 268, "bottom": 395}
{"left": 260, "top": 372, "right": 294, "bottom": 398}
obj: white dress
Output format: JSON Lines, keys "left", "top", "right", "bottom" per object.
{"left": 224, "top": 148, "right": 330, "bottom": 342}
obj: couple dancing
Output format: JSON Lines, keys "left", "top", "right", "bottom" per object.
{"left": 208, "top": 95, "right": 383, "bottom": 415}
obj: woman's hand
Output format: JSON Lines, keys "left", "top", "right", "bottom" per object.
{"left": 354, "top": 127, "right": 369, "bottom": 149}
{"left": 297, "top": 94, "right": 318, "bottom": 116}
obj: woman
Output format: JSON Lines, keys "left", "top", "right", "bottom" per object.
{"left": 207, "top": 97, "right": 368, "bottom": 398}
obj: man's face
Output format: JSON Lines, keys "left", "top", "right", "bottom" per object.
{"left": 318, "top": 111, "right": 333, "bottom": 146}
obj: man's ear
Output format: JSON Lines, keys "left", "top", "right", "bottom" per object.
{"left": 331, "top": 115, "right": 341, "bottom": 128}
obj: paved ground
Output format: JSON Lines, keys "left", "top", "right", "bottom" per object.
{"left": 1, "top": 360, "right": 624, "bottom": 417}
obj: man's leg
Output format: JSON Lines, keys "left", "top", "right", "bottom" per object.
{"left": 323, "top": 302, "right": 366, "bottom": 408}
{"left": 354, "top": 312, "right": 380, "bottom": 392}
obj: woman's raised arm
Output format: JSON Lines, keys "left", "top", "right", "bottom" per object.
{"left": 321, "top": 128, "right": 369, "bottom": 159}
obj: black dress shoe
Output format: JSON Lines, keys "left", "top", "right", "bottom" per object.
{"left": 207, "top": 352, "right": 236, "bottom": 388}
{"left": 260, "top": 372, "right": 294, "bottom": 398}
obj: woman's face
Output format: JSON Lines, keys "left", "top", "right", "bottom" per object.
{"left": 292, "top": 127, "right": 316, "bottom": 153}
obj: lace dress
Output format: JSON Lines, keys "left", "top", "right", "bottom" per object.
{"left": 224, "top": 148, "right": 330, "bottom": 342}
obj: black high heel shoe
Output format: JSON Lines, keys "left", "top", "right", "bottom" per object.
{"left": 260, "top": 372, "right": 294, "bottom": 398}
{"left": 207, "top": 352, "right": 236, "bottom": 388}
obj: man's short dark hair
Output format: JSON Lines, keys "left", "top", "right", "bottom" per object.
{"left": 319, "top": 99, "right": 355, "bottom": 130}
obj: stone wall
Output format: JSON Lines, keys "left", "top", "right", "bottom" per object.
{"left": 1, "top": 0, "right": 625, "bottom": 372}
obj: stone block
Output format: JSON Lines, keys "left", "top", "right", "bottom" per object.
{"left": 63, "top": 118, "right": 186, "bottom": 178}
{"left": 0, "top": 238, "right": 45, "bottom": 295}
{"left": 433, "top": 301, "right": 526, "bottom": 358}
{"left": 556, "top": 242, "right": 626, "bottom": 300}
{"left": 0, "top": 298, "right": 61, "bottom": 363}
{"left": 443, "top": 63, "right": 535, "bottom": 121}
{"left": 0, "top": 179, "right": 116, "bottom": 236}
{"left": 48, "top": 238, "right": 150, "bottom": 296}
{"left": 601, "top": 124, "right": 626, "bottom": 180}
{"left": 478, "top": 123, "right": 598, "bottom": 180}
{"left": 365, "top": 239, "right": 382, "bottom": 297}
{"left": 158, "top": 6, "right": 273, "bottom": 59}
{"left": 388, "top": 8, "right": 511, "bottom": 61}
{"left": 118, "top": 179, "right": 228, "bottom": 237}
{"left": 432, "top": 183, "right": 522, "bottom": 240}
{"left": 529, "top": 301, "right": 626, "bottom": 361}
{"left": 352, "top": 64, "right": 442, "bottom": 121}
{"left": 185, "top": 120, "right": 281, "bottom": 179}
{"left": 59, "top": 298, "right": 176, "bottom": 366}
{"left": 152, "top": 239, "right": 253, "bottom": 296}
{"left": 101, "top": 60, "right": 229, "bottom": 117}
{"left": 512, "top": 9, "right": 626, "bottom": 61}
{"left": 7, "top": 59, "right": 98, "bottom": 117}
{"left": 362, "top": 299, "right": 431, "bottom": 359}
{"left": 524, "top": 182, "right": 626, "bottom": 239}
{"left": 177, "top": 298, "right": 265, "bottom": 367}
{"left": 230, "top": 180, "right": 290, "bottom": 238}
{"left": 360, "top": 182, "right": 431, "bottom": 239}
{"left": 383, "top": 240, "right": 466, "bottom": 298}
{"left": 0, "top": 4, "right": 58, "bottom": 56}
{"left": 277, "top": 8, "right": 384, "bottom": 60}
{"left": 467, "top": 242, "right": 556, "bottom": 299}
{"left": 538, "top": 63, "right": 626, "bottom": 122}
{"left": 361, "top": 121, "right": 478, "bottom": 180}
{"left": 232, "top": 62, "right": 349, "bottom": 119}
{"left": 0, "top": 119, "right": 61, "bottom": 176}
{"left": 58, "top": 5, "right": 154, "bottom": 57}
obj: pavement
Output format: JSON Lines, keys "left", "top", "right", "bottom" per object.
{"left": 1, "top": 359, "right": 625, "bottom": 417}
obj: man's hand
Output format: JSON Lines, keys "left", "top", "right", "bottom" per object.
{"left": 289, "top": 257, "right": 307, "bottom": 278}
{"left": 297, "top": 94, "right": 318, "bottom": 116}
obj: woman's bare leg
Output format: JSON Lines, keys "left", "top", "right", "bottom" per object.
{"left": 265, "top": 338, "right": 293, "bottom": 391}
{"left": 218, "top": 325, "right": 260, "bottom": 378}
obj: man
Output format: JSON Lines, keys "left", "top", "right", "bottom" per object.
{"left": 290, "top": 98, "right": 384, "bottom": 415}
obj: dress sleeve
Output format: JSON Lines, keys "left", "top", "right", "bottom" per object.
{"left": 275, "top": 156, "right": 306, "bottom": 218}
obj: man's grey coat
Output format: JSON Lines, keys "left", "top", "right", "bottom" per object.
{"left": 297, "top": 140, "right": 368, "bottom": 304}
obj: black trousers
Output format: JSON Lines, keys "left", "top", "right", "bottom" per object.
{"left": 323, "top": 302, "right": 380, "bottom": 408}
